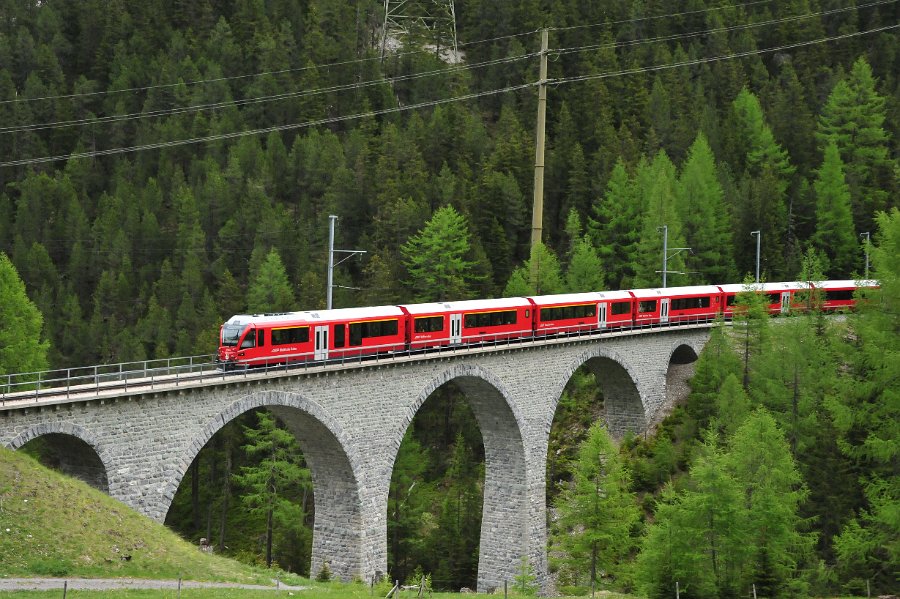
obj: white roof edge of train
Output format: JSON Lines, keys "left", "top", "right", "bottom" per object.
{"left": 226, "top": 305, "right": 405, "bottom": 325}
{"left": 400, "top": 297, "right": 531, "bottom": 314}
{"left": 628, "top": 284, "right": 723, "bottom": 297}
{"left": 528, "top": 290, "right": 633, "bottom": 304}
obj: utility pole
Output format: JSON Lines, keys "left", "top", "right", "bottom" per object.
{"left": 860, "top": 232, "right": 870, "bottom": 279}
{"left": 326, "top": 215, "right": 366, "bottom": 310}
{"left": 529, "top": 28, "right": 549, "bottom": 290}
{"left": 751, "top": 230, "right": 761, "bottom": 283}
{"left": 656, "top": 225, "right": 691, "bottom": 288}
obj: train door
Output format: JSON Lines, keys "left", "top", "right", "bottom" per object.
{"left": 598, "top": 303, "right": 607, "bottom": 329}
{"left": 449, "top": 314, "right": 462, "bottom": 345}
{"left": 780, "top": 292, "right": 791, "bottom": 314}
{"left": 660, "top": 298, "right": 670, "bottom": 324}
{"left": 314, "top": 325, "right": 329, "bottom": 360}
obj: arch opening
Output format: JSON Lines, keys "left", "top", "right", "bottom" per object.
{"left": 19, "top": 433, "right": 109, "bottom": 493}
{"left": 388, "top": 380, "right": 485, "bottom": 591}
{"left": 165, "top": 409, "right": 315, "bottom": 575}
{"left": 665, "top": 344, "right": 701, "bottom": 418}
{"left": 164, "top": 396, "right": 362, "bottom": 580}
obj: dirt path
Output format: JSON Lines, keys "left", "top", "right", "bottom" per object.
{"left": 0, "top": 577, "right": 305, "bottom": 592}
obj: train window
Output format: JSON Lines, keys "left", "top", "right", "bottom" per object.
{"left": 540, "top": 304, "right": 597, "bottom": 321}
{"left": 414, "top": 316, "right": 444, "bottom": 333}
{"left": 464, "top": 310, "right": 517, "bottom": 328}
{"left": 349, "top": 319, "right": 400, "bottom": 346}
{"left": 767, "top": 293, "right": 781, "bottom": 304}
{"left": 671, "top": 296, "right": 711, "bottom": 311}
{"left": 638, "top": 300, "right": 657, "bottom": 313}
{"left": 221, "top": 324, "right": 244, "bottom": 346}
{"left": 825, "top": 289, "right": 854, "bottom": 301}
{"left": 240, "top": 329, "right": 257, "bottom": 349}
{"left": 271, "top": 326, "right": 310, "bottom": 345}
{"left": 611, "top": 301, "right": 631, "bottom": 315}
{"left": 257, "top": 330, "right": 265, "bottom": 347}
{"left": 333, "top": 324, "right": 345, "bottom": 348}
{"left": 726, "top": 295, "right": 737, "bottom": 306}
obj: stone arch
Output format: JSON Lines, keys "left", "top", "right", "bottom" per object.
{"left": 391, "top": 364, "right": 530, "bottom": 593}
{"left": 7, "top": 423, "right": 111, "bottom": 493}
{"left": 664, "top": 338, "right": 704, "bottom": 421}
{"left": 164, "top": 390, "right": 365, "bottom": 581}
{"left": 551, "top": 347, "right": 646, "bottom": 438}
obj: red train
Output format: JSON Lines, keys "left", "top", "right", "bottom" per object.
{"left": 217, "top": 280, "right": 876, "bottom": 369}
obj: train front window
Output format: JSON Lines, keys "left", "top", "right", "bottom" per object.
{"left": 221, "top": 324, "right": 245, "bottom": 346}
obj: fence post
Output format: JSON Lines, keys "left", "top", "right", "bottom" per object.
{"left": 63, "top": 580, "right": 67, "bottom": 599}
{"left": 676, "top": 581, "right": 680, "bottom": 599}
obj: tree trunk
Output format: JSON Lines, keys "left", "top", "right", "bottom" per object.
{"left": 191, "top": 458, "right": 200, "bottom": 531}
{"left": 218, "top": 448, "right": 232, "bottom": 552}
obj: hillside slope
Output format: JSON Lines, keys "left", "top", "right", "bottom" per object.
{"left": 0, "top": 447, "right": 266, "bottom": 582}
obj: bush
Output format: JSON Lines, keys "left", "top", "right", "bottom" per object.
{"left": 316, "top": 561, "right": 332, "bottom": 582}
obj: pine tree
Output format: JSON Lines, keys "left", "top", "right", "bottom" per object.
{"left": 503, "top": 242, "right": 563, "bottom": 296}
{"left": 813, "top": 142, "right": 857, "bottom": 277}
{"left": 564, "top": 235, "right": 605, "bottom": 293}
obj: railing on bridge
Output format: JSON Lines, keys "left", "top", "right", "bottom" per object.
{"left": 0, "top": 314, "right": 721, "bottom": 406}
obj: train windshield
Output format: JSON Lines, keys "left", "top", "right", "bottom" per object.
{"left": 221, "top": 324, "right": 247, "bottom": 346}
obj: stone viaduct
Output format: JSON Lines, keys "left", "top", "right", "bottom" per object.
{"left": 0, "top": 326, "right": 710, "bottom": 592}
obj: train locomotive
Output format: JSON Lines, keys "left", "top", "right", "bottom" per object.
{"left": 217, "top": 280, "right": 874, "bottom": 369}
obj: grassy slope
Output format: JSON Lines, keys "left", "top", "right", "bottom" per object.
{"left": 0, "top": 447, "right": 273, "bottom": 582}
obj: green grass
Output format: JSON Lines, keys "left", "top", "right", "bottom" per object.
{"left": 0, "top": 447, "right": 281, "bottom": 584}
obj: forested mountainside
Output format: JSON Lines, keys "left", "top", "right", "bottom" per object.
{"left": 0, "top": 0, "right": 897, "bottom": 369}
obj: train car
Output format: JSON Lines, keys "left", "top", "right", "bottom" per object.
{"left": 217, "top": 305, "right": 407, "bottom": 368}
{"left": 817, "top": 280, "right": 874, "bottom": 311}
{"left": 718, "top": 281, "right": 810, "bottom": 317}
{"left": 529, "top": 290, "right": 634, "bottom": 336}
{"left": 399, "top": 297, "right": 533, "bottom": 349}
{"left": 629, "top": 285, "right": 723, "bottom": 326}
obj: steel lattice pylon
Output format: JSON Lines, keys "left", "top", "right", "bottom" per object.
{"left": 381, "top": 0, "right": 459, "bottom": 62}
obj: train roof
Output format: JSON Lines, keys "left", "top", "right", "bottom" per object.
{"left": 717, "top": 281, "right": 808, "bottom": 294}
{"left": 400, "top": 297, "right": 531, "bottom": 315}
{"left": 628, "top": 285, "right": 722, "bottom": 298}
{"left": 528, "top": 290, "right": 632, "bottom": 305}
{"left": 816, "top": 279, "right": 877, "bottom": 289}
{"left": 225, "top": 305, "right": 405, "bottom": 327}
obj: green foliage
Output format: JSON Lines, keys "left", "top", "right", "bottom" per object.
{"left": 552, "top": 423, "right": 639, "bottom": 587}
{"left": 503, "top": 242, "right": 563, "bottom": 296}
{"left": 402, "top": 205, "right": 478, "bottom": 302}
{"left": 247, "top": 248, "right": 295, "bottom": 313}
{"left": 0, "top": 252, "right": 49, "bottom": 376}
{"left": 813, "top": 142, "right": 857, "bottom": 277}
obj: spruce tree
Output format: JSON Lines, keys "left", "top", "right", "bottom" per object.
{"left": 813, "top": 142, "right": 857, "bottom": 277}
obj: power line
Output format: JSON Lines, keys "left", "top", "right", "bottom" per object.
{"left": 4, "top": 0, "right": 888, "bottom": 135}
{"left": 553, "top": 24, "right": 899, "bottom": 86}
{"left": 551, "top": 0, "right": 896, "bottom": 58}
{"left": 3, "top": 23, "right": 895, "bottom": 169}
{"left": 0, "top": 82, "right": 536, "bottom": 168}
{"left": 0, "top": 0, "right": 823, "bottom": 107}
{"left": 1, "top": 52, "right": 537, "bottom": 134}
{"left": 549, "top": 0, "right": 777, "bottom": 33}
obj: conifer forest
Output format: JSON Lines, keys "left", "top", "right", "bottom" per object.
{"left": 1, "top": 1, "right": 898, "bottom": 596}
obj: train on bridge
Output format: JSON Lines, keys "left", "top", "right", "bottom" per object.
{"left": 217, "top": 280, "right": 875, "bottom": 369}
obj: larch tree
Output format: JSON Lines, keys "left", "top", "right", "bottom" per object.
{"left": 0, "top": 252, "right": 50, "bottom": 376}
{"left": 503, "top": 242, "right": 564, "bottom": 296}
{"left": 817, "top": 57, "right": 894, "bottom": 235}
{"left": 829, "top": 208, "right": 900, "bottom": 593}
{"left": 587, "top": 159, "right": 640, "bottom": 289}
{"left": 813, "top": 142, "right": 857, "bottom": 277}
{"left": 247, "top": 248, "right": 296, "bottom": 313}
{"left": 401, "top": 205, "right": 477, "bottom": 303}
{"left": 553, "top": 422, "right": 639, "bottom": 589}
{"left": 676, "top": 132, "right": 735, "bottom": 284}
{"left": 232, "top": 410, "right": 311, "bottom": 569}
